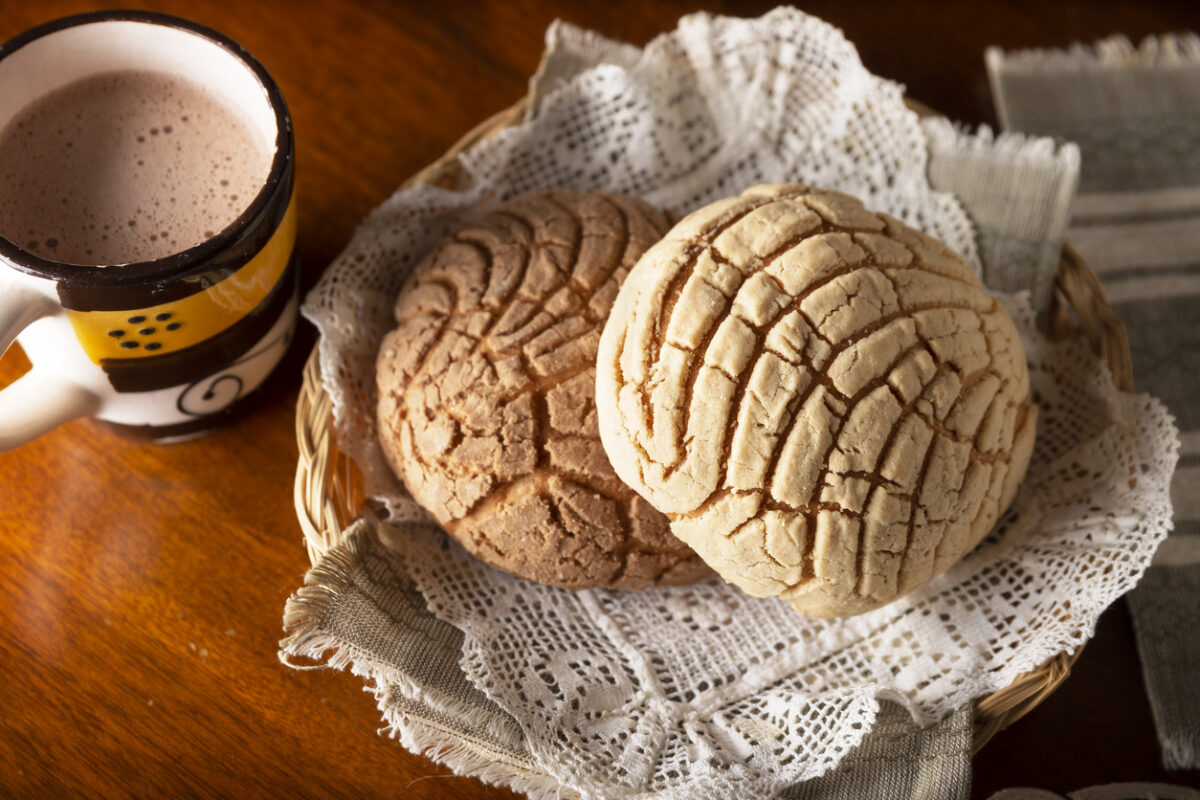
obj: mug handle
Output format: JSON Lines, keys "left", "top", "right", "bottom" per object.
{"left": 0, "top": 282, "right": 100, "bottom": 452}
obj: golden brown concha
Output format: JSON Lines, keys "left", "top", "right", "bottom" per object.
{"left": 376, "top": 190, "right": 710, "bottom": 590}
{"left": 596, "top": 184, "right": 1036, "bottom": 617}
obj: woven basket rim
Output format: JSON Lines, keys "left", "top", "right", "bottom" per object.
{"left": 292, "top": 98, "right": 1133, "bottom": 760}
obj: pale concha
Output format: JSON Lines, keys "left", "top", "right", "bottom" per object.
{"left": 596, "top": 184, "right": 1037, "bottom": 617}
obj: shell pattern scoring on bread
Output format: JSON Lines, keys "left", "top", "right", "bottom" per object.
{"left": 376, "top": 190, "right": 711, "bottom": 590}
{"left": 596, "top": 184, "right": 1036, "bottom": 617}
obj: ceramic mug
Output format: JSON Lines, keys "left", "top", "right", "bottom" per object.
{"left": 0, "top": 11, "right": 296, "bottom": 451}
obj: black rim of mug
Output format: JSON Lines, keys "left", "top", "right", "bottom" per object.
{"left": 0, "top": 10, "right": 294, "bottom": 287}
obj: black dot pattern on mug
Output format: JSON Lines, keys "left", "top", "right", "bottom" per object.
{"left": 110, "top": 310, "right": 185, "bottom": 354}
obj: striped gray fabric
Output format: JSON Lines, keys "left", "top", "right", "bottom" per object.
{"left": 989, "top": 33, "right": 1200, "bottom": 770}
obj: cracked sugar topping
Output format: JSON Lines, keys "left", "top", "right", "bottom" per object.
{"left": 376, "top": 190, "right": 710, "bottom": 590}
{"left": 597, "top": 184, "right": 1036, "bottom": 616}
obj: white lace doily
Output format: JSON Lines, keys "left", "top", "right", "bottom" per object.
{"left": 302, "top": 9, "right": 1177, "bottom": 798}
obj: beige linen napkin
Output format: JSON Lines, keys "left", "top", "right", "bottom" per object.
{"left": 284, "top": 519, "right": 975, "bottom": 799}
{"left": 988, "top": 33, "right": 1200, "bottom": 771}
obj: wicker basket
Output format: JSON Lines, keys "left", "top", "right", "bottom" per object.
{"left": 292, "top": 99, "right": 1134, "bottom": 754}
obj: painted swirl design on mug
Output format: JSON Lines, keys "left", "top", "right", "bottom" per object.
{"left": 176, "top": 313, "right": 294, "bottom": 417}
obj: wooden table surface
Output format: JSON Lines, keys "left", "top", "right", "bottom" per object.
{"left": 2, "top": 1, "right": 1198, "bottom": 798}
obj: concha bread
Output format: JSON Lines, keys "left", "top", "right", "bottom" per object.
{"left": 595, "top": 184, "right": 1036, "bottom": 617}
{"left": 376, "top": 190, "right": 710, "bottom": 590}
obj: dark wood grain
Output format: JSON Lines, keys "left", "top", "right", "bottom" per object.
{"left": 1, "top": 2, "right": 1198, "bottom": 798}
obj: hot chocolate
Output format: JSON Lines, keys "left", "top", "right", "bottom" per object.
{"left": 0, "top": 69, "right": 271, "bottom": 266}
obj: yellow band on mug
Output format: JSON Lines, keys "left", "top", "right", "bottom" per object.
{"left": 66, "top": 193, "right": 297, "bottom": 363}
